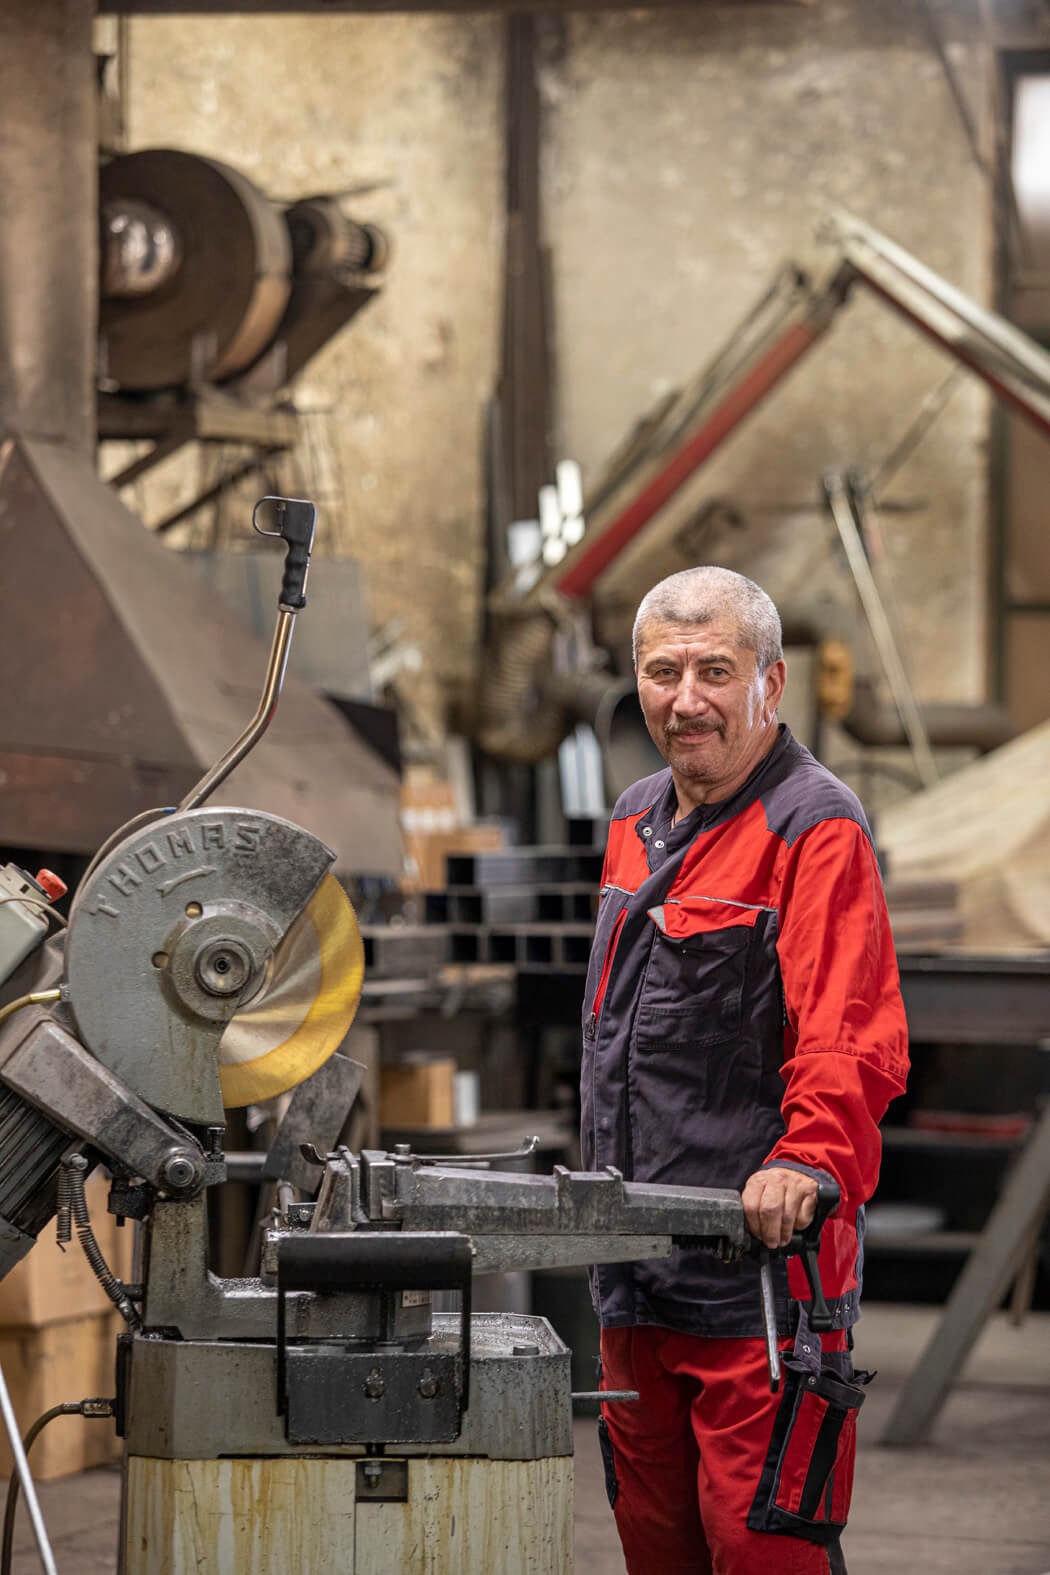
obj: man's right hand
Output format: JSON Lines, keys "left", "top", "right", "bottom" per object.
{"left": 741, "top": 1166, "right": 818, "bottom": 1249}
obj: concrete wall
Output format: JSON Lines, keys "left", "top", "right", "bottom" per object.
{"left": 542, "top": 5, "right": 991, "bottom": 704}
{"left": 124, "top": 2, "right": 992, "bottom": 757}
{"left": 125, "top": 13, "right": 504, "bottom": 747}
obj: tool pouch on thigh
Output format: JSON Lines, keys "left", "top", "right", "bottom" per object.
{"left": 597, "top": 1416, "right": 619, "bottom": 1509}
{"left": 595, "top": 1358, "right": 619, "bottom": 1509}
{"left": 746, "top": 1314, "right": 872, "bottom": 1546}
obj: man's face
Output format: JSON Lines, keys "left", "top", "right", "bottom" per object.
{"left": 635, "top": 615, "right": 786, "bottom": 801}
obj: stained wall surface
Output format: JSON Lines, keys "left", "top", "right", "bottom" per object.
{"left": 124, "top": 13, "right": 504, "bottom": 746}
{"left": 124, "top": 2, "right": 992, "bottom": 747}
{"left": 542, "top": 5, "right": 991, "bottom": 703}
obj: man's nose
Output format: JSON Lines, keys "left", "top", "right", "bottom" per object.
{"left": 672, "top": 670, "right": 709, "bottom": 716}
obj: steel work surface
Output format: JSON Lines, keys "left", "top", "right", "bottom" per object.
{"left": 6, "top": 1305, "right": 1050, "bottom": 1574}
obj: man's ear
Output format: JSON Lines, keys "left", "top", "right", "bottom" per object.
{"left": 764, "top": 659, "right": 787, "bottom": 718}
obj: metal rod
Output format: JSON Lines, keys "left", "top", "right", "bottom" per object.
{"left": 869, "top": 369, "right": 964, "bottom": 497}
{"left": 179, "top": 608, "right": 296, "bottom": 811}
{"left": 572, "top": 1390, "right": 639, "bottom": 1403}
{"left": 824, "top": 472, "right": 939, "bottom": 790}
{"left": 882, "top": 1096, "right": 1050, "bottom": 1446}
{"left": 153, "top": 445, "right": 285, "bottom": 535}
{"left": 758, "top": 1249, "right": 781, "bottom": 1393}
{"left": 536, "top": 266, "right": 847, "bottom": 603}
{"left": 0, "top": 1358, "right": 57, "bottom": 1575}
{"left": 107, "top": 431, "right": 189, "bottom": 490}
{"left": 829, "top": 209, "right": 1050, "bottom": 395}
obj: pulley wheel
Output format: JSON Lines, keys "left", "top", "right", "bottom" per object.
{"left": 99, "top": 148, "right": 292, "bottom": 391}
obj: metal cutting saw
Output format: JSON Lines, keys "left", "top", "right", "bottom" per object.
{"left": 0, "top": 498, "right": 836, "bottom": 1574}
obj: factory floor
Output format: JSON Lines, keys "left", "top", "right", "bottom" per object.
{"left": 5, "top": 1305, "right": 1048, "bottom": 1573}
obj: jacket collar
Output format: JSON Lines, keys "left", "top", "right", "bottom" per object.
{"left": 636, "top": 723, "right": 794, "bottom": 848}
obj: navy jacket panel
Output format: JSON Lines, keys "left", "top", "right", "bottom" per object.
{"left": 581, "top": 726, "right": 909, "bottom": 1339}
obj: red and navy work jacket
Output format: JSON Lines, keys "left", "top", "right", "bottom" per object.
{"left": 581, "top": 725, "right": 909, "bottom": 1339}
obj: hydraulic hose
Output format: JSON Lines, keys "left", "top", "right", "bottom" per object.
{"left": 60, "top": 1158, "right": 141, "bottom": 1332}
{"left": 475, "top": 607, "right": 568, "bottom": 763}
{"left": 0, "top": 1398, "right": 114, "bottom": 1575}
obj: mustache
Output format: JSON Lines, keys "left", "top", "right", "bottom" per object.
{"left": 664, "top": 720, "right": 725, "bottom": 739}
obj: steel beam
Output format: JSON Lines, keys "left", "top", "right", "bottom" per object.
{"left": 0, "top": 0, "right": 96, "bottom": 455}
{"left": 881, "top": 1097, "right": 1050, "bottom": 1446}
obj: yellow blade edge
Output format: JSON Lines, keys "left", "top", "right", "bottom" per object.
{"left": 218, "top": 874, "right": 365, "bottom": 1108}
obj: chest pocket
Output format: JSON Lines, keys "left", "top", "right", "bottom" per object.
{"left": 635, "top": 903, "right": 756, "bottom": 1049}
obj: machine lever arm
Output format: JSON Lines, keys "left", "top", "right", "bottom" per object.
{"left": 751, "top": 1179, "right": 840, "bottom": 1390}
{"left": 785, "top": 1178, "right": 840, "bottom": 1332}
{"left": 180, "top": 495, "right": 317, "bottom": 811}
{"left": 252, "top": 495, "right": 317, "bottom": 610}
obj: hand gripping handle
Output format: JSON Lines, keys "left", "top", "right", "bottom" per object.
{"left": 785, "top": 1178, "right": 840, "bottom": 1332}
{"left": 751, "top": 1177, "right": 841, "bottom": 1389}
{"left": 252, "top": 495, "right": 317, "bottom": 610}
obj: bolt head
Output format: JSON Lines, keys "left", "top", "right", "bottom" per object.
{"left": 195, "top": 937, "right": 253, "bottom": 997}
{"left": 161, "top": 1154, "right": 197, "bottom": 1191}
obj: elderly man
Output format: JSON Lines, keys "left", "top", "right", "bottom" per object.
{"left": 583, "top": 566, "right": 908, "bottom": 1575}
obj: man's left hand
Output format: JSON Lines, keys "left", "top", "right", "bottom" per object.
{"left": 742, "top": 1167, "right": 818, "bottom": 1249}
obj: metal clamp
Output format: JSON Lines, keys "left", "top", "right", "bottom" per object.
{"left": 275, "top": 1232, "right": 474, "bottom": 1435}
{"left": 390, "top": 1136, "right": 540, "bottom": 1167}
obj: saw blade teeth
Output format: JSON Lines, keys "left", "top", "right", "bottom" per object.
{"left": 217, "top": 874, "right": 364, "bottom": 1108}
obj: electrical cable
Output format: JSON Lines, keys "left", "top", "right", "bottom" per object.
{"left": 0, "top": 896, "right": 67, "bottom": 931}
{"left": 77, "top": 806, "right": 174, "bottom": 893}
{"left": 0, "top": 992, "right": 61, "bottom": 1031}
{"left": 0, "top": 1399, "right": 115, "bottom": 1575}
{"left": 869, "top": 368, "right": 965, "bottom": 497}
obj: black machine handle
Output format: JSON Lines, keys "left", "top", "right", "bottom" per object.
{"left": 749, "top": 1178, "right": 840, "bottom": 1392}
{"left": 252, "top": 495, "right": 317, "bottom": 610}
{"left": 785, "top": 1178, "right": 840, "bottom": 1332}
{"left": 275, "top": 1232, "right": 473, "bottom": 1418}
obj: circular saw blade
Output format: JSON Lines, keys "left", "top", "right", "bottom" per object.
{"left": 217, "top": 873, "right": 364, "bottom": 1108}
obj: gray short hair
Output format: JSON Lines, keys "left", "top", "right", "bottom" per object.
{"left": 632, "top": 567, "right": 783, "bottom": 671}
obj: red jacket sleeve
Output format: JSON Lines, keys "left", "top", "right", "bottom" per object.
{"left": 766, "top": 817, "right": 909, "bottom": 1211}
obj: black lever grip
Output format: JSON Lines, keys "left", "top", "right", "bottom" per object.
{"left": 252, "top": 495, "right": 317, "bottom": 610}
{"left": 746, "top": 1177, "right": 840, "bottom": 1334}
{"left": 785, "top": 1178, "right": 840, "bottom": 1332}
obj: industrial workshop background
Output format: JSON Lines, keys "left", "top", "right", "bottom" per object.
{"left": 0, "top": 0, "right": 1048, "bottom": 1572}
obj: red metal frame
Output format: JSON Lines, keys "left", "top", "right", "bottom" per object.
{"left": 552, "top": 318, "right": 833, "bottom": 600}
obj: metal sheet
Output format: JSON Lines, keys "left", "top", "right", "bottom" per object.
{"left": 262, "top": 1052, "right": 366, "bottom": 1192}
{"left": 0, "top": 438, "right": 402, "bottom": 875}
{"left": 897, "top": 953, "right": 1050, "bottom": 1045}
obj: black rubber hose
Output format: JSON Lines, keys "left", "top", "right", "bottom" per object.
{"left": 0, "top": 1403, "right": 80, "bottom": 1575}
{"left": 65, "top": 1158, "right": 141, "bottom": 1332}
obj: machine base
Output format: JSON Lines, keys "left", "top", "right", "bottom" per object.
{"left": 122, "top": 1452, "right": 574, "bottom": 1574}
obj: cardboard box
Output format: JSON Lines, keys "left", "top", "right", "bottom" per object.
{"left": 400, "top": 777, "right": 506, "bottom": 892}
{"left": 0, "top": 1173, "right": 135, "bottom": 1328}
{"left": 403, "top": 826, "right": 508, "bottom": 893}
{"left": 0, "top": 1311, "right": 122, "bottom": 1479}
{"left": 380, "top": 1059, "right": 456, "bottom": 1127}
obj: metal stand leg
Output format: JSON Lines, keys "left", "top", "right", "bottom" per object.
{"left": 881, "top": 1098, "right": 1050, "bottom": 1446}
{"left": 0, "top": 1357, "right": 58, "bottom": 1574}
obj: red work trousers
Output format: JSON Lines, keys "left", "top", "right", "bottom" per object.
{"left": 599, "top": 1325, "right": 850, "bottom": 1575}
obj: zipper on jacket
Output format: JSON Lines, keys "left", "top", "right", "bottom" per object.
{"left": 586, "top": 907, "right": 627, "bottom": 1039}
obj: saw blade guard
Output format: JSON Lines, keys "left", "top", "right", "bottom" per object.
{"left": 64, "top": 807, "right": 364, "bottom": 1126}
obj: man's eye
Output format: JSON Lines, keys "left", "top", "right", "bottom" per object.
{"left": 707, "top": 667, "right": 728, "bottom": 679}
